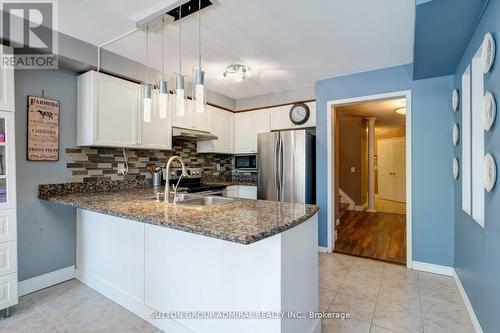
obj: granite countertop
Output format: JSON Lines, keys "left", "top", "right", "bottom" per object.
{"left": 203, "top": 180, "right": 257, "bottom": 186}
{"left": 40, "top": 186, "right": 318, "bottom": 245}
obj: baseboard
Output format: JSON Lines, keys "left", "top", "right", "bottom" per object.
{"left": 453, "top": 270, "right": 484, "bottom": 333}
{"left": 411, "top": 261, "right": 454, "bottom": 276}
{"left": 318, "top": 246, "right": 331, "bottom": 253}
{"left": 76, "top": 269, "right": 195, "bottom": 333}
{"left": 18, "top": 265, "right": 75, "bottom": 296}
{"left": 354, "top": 205, "right": 365, "bottom": 211}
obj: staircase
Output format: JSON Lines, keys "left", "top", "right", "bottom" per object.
{"left": 338, "top": 199, "right": 350, "bottom": 219}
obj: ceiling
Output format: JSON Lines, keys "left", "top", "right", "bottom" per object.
{"left": 56, "top": 0, "right": 415, "bottom": 100}
{"left": 413, "top": 0, "right": 489, "bottom": 79}
{"left": 337, "top": 98, "right": 406, "bottom": 129}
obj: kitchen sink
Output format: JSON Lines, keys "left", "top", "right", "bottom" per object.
{"left": 175, "top": 195, "right": 235, "bottom": 208}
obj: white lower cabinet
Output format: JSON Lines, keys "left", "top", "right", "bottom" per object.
{"left": 0, "top": 209, "right": 16, "bottom": 243}
{"left": 0, "top": 273, "right": 17, "bottom": 310}
{"left": 0, "top": 242, "right": 16, "bottom": 276}
{"left": 225, "top": 185, "right": 257, "bottom": 200}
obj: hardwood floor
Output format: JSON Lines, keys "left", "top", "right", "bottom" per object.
{"left": 335, "top": 210, "right": 406, "bottom": 265}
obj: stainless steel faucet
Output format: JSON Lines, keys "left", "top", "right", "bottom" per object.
{"left": 164, "top": 156, "right": 188, "bottom": 203}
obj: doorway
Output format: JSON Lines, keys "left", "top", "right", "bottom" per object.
{"left": 326, "top": 91, "right": 412, "bottom": 267}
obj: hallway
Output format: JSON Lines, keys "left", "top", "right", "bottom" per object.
{"left": 320, "top": 253, "right": 474, "bottom": 333}
{"left": 336, "top": 211, "right": 406, "bottom": 265}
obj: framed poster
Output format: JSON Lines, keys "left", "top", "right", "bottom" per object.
{"left": 27, "top": 95, "right": 60, "bottom": 161}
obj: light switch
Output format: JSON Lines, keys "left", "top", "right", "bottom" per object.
{"left": 350, "top": 167, "right": 355, "bottom": 173}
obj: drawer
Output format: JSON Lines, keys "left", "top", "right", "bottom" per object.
{"left": 0, "top": 241, "right": 17, "bottom": 276}
{"left": 0, "top": 273, "right": 18, "bottom": 310}
{"left": 0, "top": 209, "right": 16, "bottom": 243}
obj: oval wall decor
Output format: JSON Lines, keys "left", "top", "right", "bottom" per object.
{"left": 482, "top": 32, "right": 496, "bottom": 74}
{"left": 453, "top": 158, "right": 460, "bottom": 180}
{"left": 483, "top": 91, "right": 496, "bottom": 131}
{"left": 452, "top": 123, "right": 460, "bottom": 146}
{"left": 484, "top": 153, "right": 497, "bottom": 192}
{"left": 452, "top": 89, "right": 460, "bottom": 111}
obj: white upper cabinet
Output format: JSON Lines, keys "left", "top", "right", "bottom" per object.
{"left": 138, "top": 91, "right": 172, "bottom": 150}
{"left": 270, "top": 102, "right": 316, "bottom": 130}
{"left": 171, "top": 98, "right": 191, "bottom": 129}
{"left": 234, "top": 109, "right": 270, "bottom": 154}
{"left": 78, "top": 71, "right": 139, "bottom": 148}
{"left": 197, "top": 106, "right": 233, "bottom": 154}
{"left": 191, "top": 102, "right": 211, "bottom": 132}
{"left": 0, "top": 47, "right": 15, "bottom": 112}
{"left": 172, "top": 99, "right": 212, "bottom": 133}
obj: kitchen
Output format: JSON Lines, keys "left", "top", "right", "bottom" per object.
{"left": 0, "top": 1, "right": 492, "bottom": 333}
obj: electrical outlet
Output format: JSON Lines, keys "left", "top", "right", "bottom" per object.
{"left": 117, "top": 163, "right": 126, "bottom": 175}
{"left": 350, "top": 166, "right": 356, "bottom": 173}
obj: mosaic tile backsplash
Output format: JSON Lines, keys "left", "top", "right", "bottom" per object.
{"left": 65, "top": 139, "right": 234, "bottom": 183}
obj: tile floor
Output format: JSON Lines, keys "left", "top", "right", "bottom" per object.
{"left": 0, "top": 253, "right": 474, "bottom": 333}
{"left": 375, "top": 197, "right": 407, "bottom": 215}
{"left": 320, "top": 253, "right": 475, "bottom": 333}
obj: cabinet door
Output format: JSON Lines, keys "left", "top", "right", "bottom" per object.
{"left": 94, "top": 73, "right": 138, "bottom": 147}
{"left": 238, "top": 186, "right": 257, "bottom": 200}
{"left": 234, "top": 112, "right": 256, "bottom": 153}
{"left": 191, "top": 102, "right": 211, "bottom": 132}
{"left": 0, "top": 209, "right": 16, "bottom": 243}
{"left": 253, "top": 110, "right": 271, "bottom": 152}
{"left": 172, "top": 97, "right": 191, "bottom": 129}
{"left": 210, "top": 107, "right": 233, "bottom": 153}
{"left": 0, "top": 112, "right": 16, "bottom": 210}
{"left": 0, "top": 241, "right": 16, "bottom": 276}
{"left": 138, "top": 92, "right": 172, "bottom": 150}
{"left": 0, "top": 273, "right": 17, "bottom": 309}
{"left": 0, "top": 47, "right": 14, "bottom": 112}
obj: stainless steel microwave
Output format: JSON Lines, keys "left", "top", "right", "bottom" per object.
{"left": 234, "top": 154, "right": 257, "bottom": 171}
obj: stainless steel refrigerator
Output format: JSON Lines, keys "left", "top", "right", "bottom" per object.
{"left": 257, "top": 129, "right": 316, "bottom": 204}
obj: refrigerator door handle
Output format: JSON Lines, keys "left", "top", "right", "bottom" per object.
{"left": 274, "top": 133, "right": 280, "bottom": 201}
{"left": 279, "top": 134, "right": 284, "bottom": 201}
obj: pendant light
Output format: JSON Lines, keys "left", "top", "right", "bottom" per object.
{"left": 193, "top": 0, "right": 206, "bottom": 114}
{"left": 174, "top": 6, "right": 186, "bottom": 117}
{"left": 158, "top": 16, "right": 168, "bottom": 119}
{"left": 143, "top": 27, "right": 152, "bottom": 123}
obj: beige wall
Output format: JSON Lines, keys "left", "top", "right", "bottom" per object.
{"left": 338, "top": 116, "right": 367, "bottom": 205}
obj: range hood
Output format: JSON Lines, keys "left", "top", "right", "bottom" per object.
{"left": 172, "top": 127, "right": 218, "bottom": 141}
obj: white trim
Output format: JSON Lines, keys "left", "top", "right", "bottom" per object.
{"left": 18, "top": 265, "right": 75, "bottom": 296}
{"left": 326, "top": 90, "right": 412, "bottom": 267}
{"left": 411, "top": 261, "right": 454, "bottom": 276}
{"left": 453, "top": 270, "right": 484, "bottom": 333}
{"left": 318, "top": 246, "right": 330, "bottom": 253}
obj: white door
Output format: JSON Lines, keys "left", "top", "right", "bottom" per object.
{"left": 94, "top": 73, "right": 138, "bottom": 147}
{"left": 377, "top": 137, "right": 406, "bottom": 203}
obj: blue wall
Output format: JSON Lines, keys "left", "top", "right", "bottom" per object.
{"left": 316, "top": 66, "right": 455, "bottom": 266}
{"left": 453, "top": 0, "right": 500, "bottom": 332}
{"left": 15, "top": 69, "right": 77, "bottom": 281}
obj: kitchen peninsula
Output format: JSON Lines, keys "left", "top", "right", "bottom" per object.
{"left": 40, "top": 183, "right": 320, "bottom": 333}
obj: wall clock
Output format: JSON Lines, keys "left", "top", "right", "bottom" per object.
{"left": 483, "top": 91, "right": 496, "bottom": 131}
{"left": 484, "top": 153, "right": 497, "bottom": 192}
{"left": 453, "top": 158, "right": 460, "bottom": 180}
{"left": 452, "top": 123, "right": 460, "bottom": 146}
{"left": 482, "top": 32, "right": 496, "bottom": 74}
{"left": 452, "top": 89, "right": 460, "bottom": 112}
{"left": 289, "top": 103, "right": 310, "bottom": 125}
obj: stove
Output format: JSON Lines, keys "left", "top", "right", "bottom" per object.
{"left": 166, "top": 168, "right": 227, "bottom": 195}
